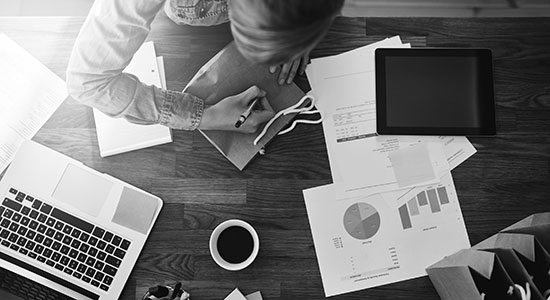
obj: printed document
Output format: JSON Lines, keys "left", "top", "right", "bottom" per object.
{"left": 307, "top": 37, "right": 476, "bottom": 198}
{"left": 303, "top": 172, "right": 470, "bottom": 297}
{"left": 0, "top": 34, "right": 67, "bottom": 173}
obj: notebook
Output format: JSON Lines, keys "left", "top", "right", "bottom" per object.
{"left": 184, "top": 42, "right": 305, "bottom": 170}
{"left": 93, "top": 42, "right": 172, "bottom": 157}
{"left": 0, "top": 140, "right": 162, "bottom": 299}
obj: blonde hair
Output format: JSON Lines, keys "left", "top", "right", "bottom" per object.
{"left": 228, "top": 0, "right": 344, "bottom": 65}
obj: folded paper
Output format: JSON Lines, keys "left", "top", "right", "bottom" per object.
{"left": 427, "top": 213, "right": 550, "bottom": 300}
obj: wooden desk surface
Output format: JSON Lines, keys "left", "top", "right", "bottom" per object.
{"left": 1, "top": 15, "right": 549, "bottom": 300}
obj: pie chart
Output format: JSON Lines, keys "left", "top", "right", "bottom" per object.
{"left": 343, "top": 202, "right": 381, "bottom": 240}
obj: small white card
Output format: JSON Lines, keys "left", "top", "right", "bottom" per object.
{"left": 224, "top": 288, "right": 247, "bottom": 300}
{"left": 245, "top": 291, "right": 263, "bottom": 300}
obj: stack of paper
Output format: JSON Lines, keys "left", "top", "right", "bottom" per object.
{"left": 303, "top": 36, "right": 477, "bottom": 297}
{"left": 0, "top": 34, "right": 67, "bottom": 174}
{"left": 93, "top": 42, "right": 172, "bottom": 157}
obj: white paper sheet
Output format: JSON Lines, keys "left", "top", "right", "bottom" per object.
{"left": 438, "top": 135, "right": 477, "bottom": 170}
{"left": 93, "top": 42, "right": 172, "bottom": 157}
{"left": 303, "top": 172, "right": 470, "bottom": 297}
{"left": 245, "top": 291, "right": 263, "bottom": 300}
{"left": 307, "top": 36, "right": 476, "bottom": 199}
{"left": 0, "top": 34, "right": 67, "bottom": 173}
{"left": 224, "top": 288, "right": 247, "bottom": 300}
{"left": 157, "top": 56, "right": 166, "bottom": 89}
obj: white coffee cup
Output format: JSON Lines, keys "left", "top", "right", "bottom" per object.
{"left": 209, "top": 219, "right": 259, "bottom": 271}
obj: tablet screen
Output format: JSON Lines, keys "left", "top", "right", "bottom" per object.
{"left": 376, "top": 49, "right": 496, "bottom": 135}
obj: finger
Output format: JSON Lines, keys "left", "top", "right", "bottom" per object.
{"left": 286, "top": 59, "right": 300, "bottom": 84}
{"left": 299, "top": 53, "right": 310, "bottom": 75}
{"left": 258, "top": 88, "right": 267, "bottom": 98}
{"left": 238, "top": 85, "right": 263, "bottom": 105}
{"left": 278, "top": 63, "right": 292, "bottom": 85}
{"left": 242, "top": 98, "right": 274, "bottom": 132}
{"left": 269, "top": 65, "right": 277, "bottom": 74}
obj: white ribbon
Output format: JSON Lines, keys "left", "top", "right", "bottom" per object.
{"left": 254, "top": 94, "right": 322, "bottom": 146}
{"left": 508, "top": 282, "right": 531, "bottom": 300}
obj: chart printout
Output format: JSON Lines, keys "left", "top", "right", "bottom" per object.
{"left": 303, "top": 172, "right": 470, "bottom": 297}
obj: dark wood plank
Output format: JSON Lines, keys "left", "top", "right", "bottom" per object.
{"left": 134, "top": 253, "right": 195, "bottom": 281}
{"left": 148, "top": 203, "right": 186, "bottom": 232}
{"left": 150, "top": 178, "right": 247, "bottom": 204}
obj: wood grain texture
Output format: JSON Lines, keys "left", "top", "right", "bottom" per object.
{"left": 0, "top": 14, "right": 549, "bottom": 300}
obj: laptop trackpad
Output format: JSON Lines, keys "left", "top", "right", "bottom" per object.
{"left": 53, "top": 164, "right": 113, "bottom": 218}
{"left": 112, "top": 187, "right": 159, "bottom": 235}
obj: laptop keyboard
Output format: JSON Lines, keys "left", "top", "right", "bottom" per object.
{"left": 0, "top": 188, "right": 132, "bottom": 293}
{"left": 0, "top": 265, "right": 74, "bottom": 300}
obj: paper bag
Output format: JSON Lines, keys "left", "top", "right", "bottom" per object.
{"left": 501, "top": 212, "right": 550, "bottom": 251}
{"left": 474, "top": 232, "right": 550, "bottom": 296}
{"left": 474, "top": 248, "right": 544, "bottom": 299}
{"left": 426, "top": 249, "right": 523, "bottom": 300}
{"left": 427, "top": 213, "right": 550, "bottom": 300}
{"left": 184, "top": 42, "right": 305, "bottom": 170}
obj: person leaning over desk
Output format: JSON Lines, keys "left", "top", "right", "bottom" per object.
{"left": 66, "top": 0, "right": 344, "bottom": 134}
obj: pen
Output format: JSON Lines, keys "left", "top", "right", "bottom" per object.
{"left": 235, "top": 97, "right": 260, "bottom": 128}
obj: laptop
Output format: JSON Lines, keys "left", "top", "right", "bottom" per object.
{"left": 0, "top": 140, "right": 163, "bottom": 299}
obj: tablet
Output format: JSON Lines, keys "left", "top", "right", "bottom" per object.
{"left": 375, "top": 48, "right": 496, "bottom": 135}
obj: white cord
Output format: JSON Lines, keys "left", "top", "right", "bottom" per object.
{"left": 253, "top": 94, "right": 322, "bottom": 145}
{"left": 508, "top": 283, "right": 531, "bottom": 300}
{"left": 279, "top": 110, "right": 323, "bottom": 135}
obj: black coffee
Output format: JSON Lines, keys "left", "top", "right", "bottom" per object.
{"left": 217, "top": 226, "right": 254, "bottom": 264}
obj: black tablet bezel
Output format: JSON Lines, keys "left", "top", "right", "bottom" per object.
{"left": 375, "top": 48, "right": 496, "bottom": 136}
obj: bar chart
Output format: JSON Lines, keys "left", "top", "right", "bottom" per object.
{"left": 398, "top": 186, "right": 451, "bottom": 230}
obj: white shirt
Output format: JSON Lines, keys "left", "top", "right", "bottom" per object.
{"left": 66, "top": 0, "right": 229, "bottom": 130}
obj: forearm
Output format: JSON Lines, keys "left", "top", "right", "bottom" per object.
{"left": 67, "top": 68, "right": 204, "bottom": 130}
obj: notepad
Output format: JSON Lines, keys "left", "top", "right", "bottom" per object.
{"left": 184, "top": 42, "right": 305, "bottom": 170}
{"left": 93, "top": 42, "right": 172, "bottom": 157}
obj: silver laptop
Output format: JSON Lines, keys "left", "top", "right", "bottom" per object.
{"left": 0, "top": 140, "right": 163, "bottom": 299}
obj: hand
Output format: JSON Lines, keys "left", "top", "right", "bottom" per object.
{"left": 270, "top": 51, "right": 310, "bottom": 85}
{"left": 199, "top": 86, "right": 275, "bottom": 133}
